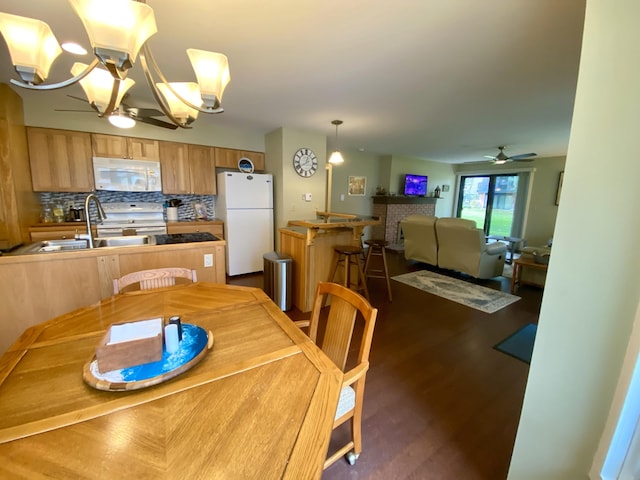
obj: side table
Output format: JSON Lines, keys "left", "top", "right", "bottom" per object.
{"left": 511, "top": 257, "right": 549, "bottom": 293}
{"left": 488, "top": 235, "right": 523, "bottom": 264}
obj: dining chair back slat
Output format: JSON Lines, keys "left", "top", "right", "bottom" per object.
{"left": 113, "top": 268, "right": 198, "bottom": 294}
{"left": 303, "top": 281, "right": 378, "bottom": 469}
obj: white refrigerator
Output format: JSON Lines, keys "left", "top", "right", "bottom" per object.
{"left": 216, "top": 172, "right": 274, "bottom": 276}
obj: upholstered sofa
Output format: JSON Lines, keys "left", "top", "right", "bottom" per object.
{"left": 401, "top": 214, "right": 438, "bottom": 266}
{"left": 400, "top": 215, "right": 507, "bottom": 279}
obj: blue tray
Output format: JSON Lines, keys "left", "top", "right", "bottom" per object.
{"left": 83, "top": 323, "right": 212, "bottom": 391}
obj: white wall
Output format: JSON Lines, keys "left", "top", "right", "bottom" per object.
{"left": 389, "top": 156, "right": 457, "bottom": 217}
{"left": 265, "top": 127, "right": 327, "bottom": 249}
{"left": 328, "top": 149, "right": 381, "bottom": 216}
{"left": 508, "top": 1, "right": 640, "bottom": 478}
{"left": 523, "top": 156, "right": 566, "bottom": 247}
{"left": 20, "top": 93, "right": 265, "bottom": 151}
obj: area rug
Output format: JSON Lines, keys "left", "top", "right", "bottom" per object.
{"left": 392, "top": 270, "right": 520, "bottom": 314}
{"left": 493, "top": 323, "right": 537, "bottom": 364}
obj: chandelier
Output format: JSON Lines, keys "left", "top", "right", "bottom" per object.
{"left": 0, "top": 0, "right": 230, "bottom": 129}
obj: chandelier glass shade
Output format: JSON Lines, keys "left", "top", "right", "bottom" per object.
{"left": 0, "top": 13, "right": 63, "bottom": 85}
{"left": 71, "top": 62, "right": 135, "bottom": 113}
{"left": 156, "top": 82, "right": 201, "bottom": 124}
{"left": 0, "top": 0, "right": 231, "bottom": 129}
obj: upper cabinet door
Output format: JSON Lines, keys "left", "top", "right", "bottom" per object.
{"left": 27, "top": 127, "right": 94, "bottom": 192}
{"left": 91, "top": 134, "right": 128, "bottom": 158}
{"left": 214, "top": 147, "right": 265, "bottom": 171}
{"left": 128, "top": 137, "right": 160, "bottom": 161}
{"left": 188, "top": 145, "right": 216, "bottom": 195}
{"left": 91, "top": 134, "right": 159, "bottom": 160}
{"left": 159, "top": 141, "right": 190, "bottom": 194}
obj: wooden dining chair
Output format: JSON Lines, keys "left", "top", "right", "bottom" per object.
{"left": 113, "top": 267, "right": 198, "bottom": 294}
{"left": 296, "top": 281, "right": 378, "bottom": 468}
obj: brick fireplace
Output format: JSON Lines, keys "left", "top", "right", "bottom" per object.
{"left": 371, "top": 196, "right": 437, "bottom": 245}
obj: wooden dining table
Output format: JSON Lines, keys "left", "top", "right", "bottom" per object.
{"left": 0, "top": 283, "right": 343, "bottom": 479}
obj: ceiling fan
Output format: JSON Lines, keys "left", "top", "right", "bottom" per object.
{"left": 484, "top": 146, "right": 537, "bottom": 164}
{"left": 56, "top": 95, "right": 178, "bottom": 130}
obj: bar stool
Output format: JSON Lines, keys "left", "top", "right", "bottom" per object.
{"left": 328, "top": 245, "right": 370, "bottom": 300}
{"left": 364, "top": 239, "right": 392, "bottom": 301}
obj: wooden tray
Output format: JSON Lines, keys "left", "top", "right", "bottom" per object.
{"left": 83, "top": 324, "right": 214, "bottom": 391}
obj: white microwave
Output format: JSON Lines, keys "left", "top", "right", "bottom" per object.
{"left": 93, "top": 157, "right": 162, "bottom": 192}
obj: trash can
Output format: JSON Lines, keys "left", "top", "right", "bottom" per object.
{"left": 263, "top": 252, "right": 293, "bottom": 311}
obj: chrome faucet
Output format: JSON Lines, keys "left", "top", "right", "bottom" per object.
{"left": 75, "top": 193, "right": 106, "bottom": 248}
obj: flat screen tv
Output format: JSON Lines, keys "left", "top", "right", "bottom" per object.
{"left": 404, "top": 174, "right": 428, "bottom": 196}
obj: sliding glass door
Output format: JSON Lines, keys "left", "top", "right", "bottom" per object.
{"left": 456, "top": 174, "right": 520, "bottom": 237}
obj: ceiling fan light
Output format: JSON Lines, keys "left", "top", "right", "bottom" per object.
{"left": 108, "top": 112, "right": 135, "bottom": 129}
{"left": 156, "top": 82, "right": 201, "bottom": 123}
{"left": 494, "top": 159, "right": 507, "bottom": 165}
{"left": 71, "top": 62, "right": 135, "bottom": 113}
{"left": 329, "top": 151, "right": 344, "bottom": 164}
{"left": 61, "top": 42, "right": 87, "bottom": 55}
{"left": 69, "top": 0, "right": 157, "bottom": 74}
{"left": 187, "top": 49, "right": 230, "bottom": 108}
{"left": 0, "top": 13, "right": 62, "bottom": 84}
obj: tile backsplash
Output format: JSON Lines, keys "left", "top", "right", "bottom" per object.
{"left": 39, "top": 192, "right": 216, "bottom": 222}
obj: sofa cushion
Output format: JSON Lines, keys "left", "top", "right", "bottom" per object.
{"left": 401, "top": 215, "right": 438, "bottom": 266}
{"left": 435, "top": 217, "right": 507, "bottom": 279}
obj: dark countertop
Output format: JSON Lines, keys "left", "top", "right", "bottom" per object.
{"left": 154, "top": 233, "right": 220, "bottom": 244}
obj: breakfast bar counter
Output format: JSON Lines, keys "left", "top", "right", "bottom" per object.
{"left": 0, "top": 237, "right": 226, "bottom": 355}
{"left": 280, "top": 213, "right": 380, "bottom": 312}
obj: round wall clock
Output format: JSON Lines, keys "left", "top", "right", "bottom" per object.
{"left": 293, "top": 148, "right": 318, "bottom": 177}
{"left": 238, "top": 157, "right": 254, "bottom": 173}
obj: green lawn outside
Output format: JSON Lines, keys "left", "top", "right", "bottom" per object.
{"left": 460, "top": 208, "right": 513, "bottom": 236}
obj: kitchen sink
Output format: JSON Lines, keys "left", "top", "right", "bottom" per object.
{"left": 94, "top": 235, "right": 155, "bottom": 247}
{"left": 10, "top": 235, "right": 157, "bottom": 255}
{"left": 37, "top": 239, "right": 90, "bottom": 252}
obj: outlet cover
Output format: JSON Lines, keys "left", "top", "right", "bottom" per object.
{"left": 204, "top": 253, "right": 213, "bottom": 267}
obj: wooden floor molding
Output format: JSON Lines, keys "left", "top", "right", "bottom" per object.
{"left": 229, "top": 251, "right": 542, "bottom": 480}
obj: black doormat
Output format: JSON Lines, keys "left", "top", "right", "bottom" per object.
{"left": 494, "top": 323, "right": 537, "bottom": 364}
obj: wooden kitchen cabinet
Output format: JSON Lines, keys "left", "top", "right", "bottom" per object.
{"left": 167, "top": 221, "right": 224, "bottom": 239}
{"left": 214, "top": 147, "right": 265, "bottom": 171}
{"left": 91, "top": 133, "right": 159, "bottom": 161}
{"left": 0, "top": 86, "right": 40, "bottom": 246}
{"left": 160, "top": 142, "right": 216, "bottom": 195}
{"left": 27, "top": 127, "right": 94, "bottom": 192}
{"left": 29, "top": 224, "right": 95, "bottom": 241}
{"left": 159, "top": 141, "right": 190, "bottom": 194}
{"left": 188, "top": 145, "right": 216, "bottom": 195}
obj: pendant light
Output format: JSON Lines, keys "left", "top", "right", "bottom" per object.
{"left": 329, "top": 120, "right": 344, "bottom": 164}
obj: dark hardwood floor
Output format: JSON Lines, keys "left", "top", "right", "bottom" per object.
{"left": 228, "top": 251, "right": 542, "bottom": 480}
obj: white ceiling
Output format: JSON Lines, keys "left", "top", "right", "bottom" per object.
{"left": 0, "top": 1, "right": 586, "bottom": 164}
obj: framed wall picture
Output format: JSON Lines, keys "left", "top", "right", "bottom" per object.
{"left": 555, "top": 171, "right": 564, "bottom": 206}
{"left": 193, "top": 202, "right": 208, "bottom": 220}
{"left": 348, "top": 176, "right": 366, "bottom": 196}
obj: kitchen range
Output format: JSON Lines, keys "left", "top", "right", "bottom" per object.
{"left": 97, "top": 202, "right": 167, "bottom": 237}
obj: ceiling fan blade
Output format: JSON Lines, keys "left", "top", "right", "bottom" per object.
{"left": 66, "top": 94, "right": 89, "bottom": 103}
{"left": 132, "top": 115, "right": 179, "bottom": 130}
{"left": 124, "top": 106, "right": 165, "bottom": 117}
{"left": 511, "top": 157, "right": 536, "bottom": 162}
{"left": 509, "top": 153, "right": 537, "bottom": 160}
{"left": 483, "top": 155, "right": 498, "bottom": 160}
